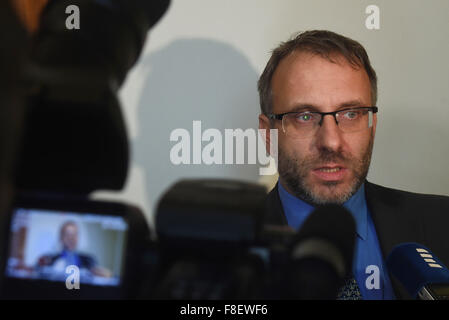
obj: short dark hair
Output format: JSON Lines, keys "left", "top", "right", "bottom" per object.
{"left": 257, "top": 30, "right": 377, "bottom": 115}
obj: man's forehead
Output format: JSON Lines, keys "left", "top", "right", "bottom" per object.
{"left": 271, "top": 51, "right": 371, "bottom": 112}
{"left": 279, "top": 50, "right": 359, "bottom": 70}
{"left": 63, "top": 223, "right": 78, "bottom": 232}
{"left": 273, "top": 50, "right": 364, "bottom": 85}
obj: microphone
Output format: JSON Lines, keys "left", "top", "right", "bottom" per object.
{"left": 283, "top": 204, "right": 357, "bottom": 299}
{"left": 386, "top": 243, "right": 449, "bottom": 300}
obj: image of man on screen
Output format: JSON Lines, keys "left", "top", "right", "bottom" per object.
{"left": 36, "top": 221, "right": 112, "bottom": 279}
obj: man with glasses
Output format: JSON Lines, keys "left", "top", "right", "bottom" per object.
{"left": 258, "top": 30, "right": 449, "bottom": 299}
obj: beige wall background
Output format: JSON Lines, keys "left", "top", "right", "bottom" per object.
{"left": 93, "top": 0, "right": 449, "bottom": 227}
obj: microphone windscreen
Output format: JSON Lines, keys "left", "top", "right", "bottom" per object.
{"left": 386, "top": 242, "right": 449, "bottom": 298}
{"left": 284, "top": 204, "right": 357, "bottom": 299}
{"left": 293, "top": 204, "right": 357, "bottom": 276}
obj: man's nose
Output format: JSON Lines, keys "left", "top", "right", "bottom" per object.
{"left": 315, "top": 114, "right": 344, "bottom": 152}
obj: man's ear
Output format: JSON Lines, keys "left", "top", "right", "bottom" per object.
{"left": 259, "top": 113, "right": 272, "bottom": 154}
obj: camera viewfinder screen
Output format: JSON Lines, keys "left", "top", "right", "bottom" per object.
{"left": 5, "top": 208, "right": 128, "bottom": 287}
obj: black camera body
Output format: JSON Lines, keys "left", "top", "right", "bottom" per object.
{"left": 142, "top": 179, "right": 355, "bottom": 300}
{"left": 17, "top": 0, "right": 169, "bottom": 194}
{"left": 139, "top": 179, "right": 301, "bottom": 300}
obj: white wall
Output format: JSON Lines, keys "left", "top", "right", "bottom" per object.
{"left": 93, "top": 0, "right": 449, "bottom": 228}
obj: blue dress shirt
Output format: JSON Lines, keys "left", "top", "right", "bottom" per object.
{"left": 278, "top": 181, "right": 396, "bottom": 300}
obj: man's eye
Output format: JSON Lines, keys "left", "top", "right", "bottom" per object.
{"left": 296, "top": 113, "right": 314, "bottom": 122}
{"left": 342, "top": 110, "right": 360, "bottom": 119}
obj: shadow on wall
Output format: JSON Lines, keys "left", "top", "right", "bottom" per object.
{"left": 133, "top": 38, "right": 262, "bottom": 218}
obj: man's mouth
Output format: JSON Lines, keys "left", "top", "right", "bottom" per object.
{"left": 312, "top": 165, "right": 347, "bottom": 181}
{"left": 317, "top": 167, "right": 342, "bottom": 173}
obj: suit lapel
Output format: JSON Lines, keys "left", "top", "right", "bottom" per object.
{"left": 365, "top": 181, "right": 404, "bottom": 259}
{"left": 265, "top": 182, "right": 288, "bottom": 226}
{"left": 365, "top": 181, "right": 424, "bottom": 256}
{"left": 364, "top": 181, "right": 424, "bottom": 299}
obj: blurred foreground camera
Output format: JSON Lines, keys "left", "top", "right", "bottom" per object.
{"left": 147, "top": 179, "right": 268, "bottom": 299}
{"left": 17, "top": 0, "right": 170, "bottom": 193}
{"left": 139, "top": 179, "right": 356, "bottom": 300}
{"left": 0, "top": 0, "right": 170, "bottom": 299}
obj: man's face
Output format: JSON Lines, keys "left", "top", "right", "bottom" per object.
{"left": 61, "top": 224, "right": 78, "bottom": 251}
{"left": 260, "top": 51, "right": 377, "bottom": 205}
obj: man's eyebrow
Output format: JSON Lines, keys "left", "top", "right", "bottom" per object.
{"left": 288, "top": 100, "right": 367, "bottom": 112}
{"left": 338, "top": 100, "right": 366, "bottom": 109}
{"left": 289, "top": 104, "right": 320, "bottom": 112}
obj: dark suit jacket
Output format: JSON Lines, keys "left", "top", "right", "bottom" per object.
{"left": 265, "top": 180, "right": 449, "bottom": 299}
{"left": 38, "top": 252, "right": 96, "bottom": 270}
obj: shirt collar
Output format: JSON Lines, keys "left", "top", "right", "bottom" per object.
{"left": 278, "top": 181, "right": 368, "bottom": 240}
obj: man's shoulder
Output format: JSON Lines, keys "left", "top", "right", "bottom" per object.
{"left": 37, "top": 252, "right": 62, "bottom": 266}
{"left": 264, "top": 181, "right": 449, "bottom": 225}
{"left": 264, "top": 180, "right": 449, "bottom": 225}
{"left": 265, "top": 180, "right": 449, "bottom": 208}
{"left": 78, "top": 252, "right": 96, "bottom": 267}
{"left": 365, "top": 181, "right": 449, "bottom": 209}
{"left": 365, "top": 181, "right": 449, "bottom": 230}
{"left": 366, "top": 181, "right": 449, "bottom": 272}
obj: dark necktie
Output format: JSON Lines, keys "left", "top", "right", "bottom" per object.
{"left": 336, "top": 276, "right": 362, "bottom": 300}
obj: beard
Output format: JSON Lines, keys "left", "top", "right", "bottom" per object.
{"left": 277, "top": 132, "right": 374, "bottom": 206}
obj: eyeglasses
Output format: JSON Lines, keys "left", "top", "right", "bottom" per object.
{"left": 268, "top": 106, "right": 378, "bottom": 138}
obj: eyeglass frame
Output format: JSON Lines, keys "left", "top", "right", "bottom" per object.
{"left": 267, "top": 106, "right": 378, "bottom": 131}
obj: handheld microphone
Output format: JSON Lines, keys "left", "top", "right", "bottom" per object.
{"left": 283, "top": 204, "right": 357, "bottom": 299}
{"left": 386, "top": 243, "right": 449, "bottom": 300}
